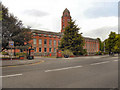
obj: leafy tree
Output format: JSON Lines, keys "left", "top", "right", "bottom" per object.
{"left": 2, "top": 3, "right": 32, "bottom": 51}
{"left": 0, "top": 3, "right": 2, "bottom": 21}
{"left": 104, "top": 39, "right": 109, "bottom": 53}
{"left": 114, "top": 34, "right": 120, "bottom": 54}
{"left": 0, "top": 3, "right": 2, "bottom": 50}
{"left": 97, "top": 38, "right": 104, "bottom": 52}
{"left": 59, "top": 19, "right": 85, "bottom": 55}
{"left": 104, "top": 32, "right": 117, "bottom": 55}
{"left": 61, "top": 49, "right": 73, "bottom": 56}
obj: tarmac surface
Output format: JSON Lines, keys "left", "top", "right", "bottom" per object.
{"left": 2, "top": 55, "right": 118, "bottom": 88}
{"left": 1, "top": 54, "right": 118, "bottom": 67}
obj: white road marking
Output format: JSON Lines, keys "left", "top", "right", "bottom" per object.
{"left": 62, "top": 58, "right": 74, "bottom": 59}
{"left": 113, "top": 60, "right": 118, "bottom": 62}
{"left": 0, "top": 74, "right": 23, "bottom": 78}
{"left": 45, "top": 65, "right": 83, "bottom": 72}
{"left": 90, "top": 61, "right": 110, "bottom": 66}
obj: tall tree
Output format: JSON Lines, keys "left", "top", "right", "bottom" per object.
{"left": 114, "top": 34, "right": 120, "bottom": 54}
{"left": 97, "top": 38, "right": 104, "bottom": 52}
{"left": 0, "top": 3, "right": 2, "bottom": 50}
{"left": 59, "top": 19, "right": 85, "bottom": 55}
{"left": 105, "top": 32, "right": 117, "bottom": 55}
{"left": 2, "top": 3, "right": 32, "bottom": 51}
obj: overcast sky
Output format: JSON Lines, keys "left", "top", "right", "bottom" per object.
{"left": 1, "top": 0, "right": 118, "bottom": 41}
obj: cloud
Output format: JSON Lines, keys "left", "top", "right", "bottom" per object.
{"left": 23, "top": 9, "right": 49, "bottom": 17}
{"left": 84, "top": 2, "right": 118, "bottom": 18}
{"left": 83, "top": 26, "right": 118, "bottom": 41}
{"left": 1, "top": 0, "right": 119, "bottom": 39}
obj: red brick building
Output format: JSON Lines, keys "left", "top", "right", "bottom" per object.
{"left": 31, "top": 30, "right": 61, "bottom": 56}
{"left": 28, "top": 8, "right": 99, "bottom": 56}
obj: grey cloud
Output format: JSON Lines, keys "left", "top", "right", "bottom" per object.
{"left": 83, "top": 26, "right": 118, "bottom": 41}
{"left": 84, "top": 2, "right": 118, "bottom": 18}
{"left": 23, "top": 9, "right": 49, "bottom": 17}
{"left": 23, "top": 21, "right": 43, "bottom": 29}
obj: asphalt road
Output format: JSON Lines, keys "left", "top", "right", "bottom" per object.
{"left": 2, "top": 56, "right": 118, "bottom": 88}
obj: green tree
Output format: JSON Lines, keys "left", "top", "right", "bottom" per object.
{"left": 105, "top": 32, "right": 117, "bottom": 55}
{"left": 2, "top": 3, "right": 32, "bottom": 51}
{"left": 0, "top": 3, "right": 2, "bottom": 50}
{"left": 59, "top": 19, "right": 85, "bottom": 55}
{"left": 114, "top": 34, "right": 120, "bottom": 54}
{"left": 97, "top": 38, "right": 104, "bottom": 52}
{"left": 0, "top": 3, "right": 2, "bottom": 21}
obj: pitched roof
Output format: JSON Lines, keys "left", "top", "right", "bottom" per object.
{"left": 31, "top": 29, "right": 61, "bottom": 36}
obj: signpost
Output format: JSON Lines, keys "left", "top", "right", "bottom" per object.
{"left": 9, "top": 41, "right": 14, "bottom": 60}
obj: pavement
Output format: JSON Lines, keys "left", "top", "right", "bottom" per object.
{"left": 1, "top": 58, "right": 44, "bottom": 67}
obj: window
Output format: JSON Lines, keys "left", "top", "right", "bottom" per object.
{"left": 54, "top": 48, "right": 56, "bottom": 52}
{"left": 63, "top": 25, "right": 65, "bottom": 29}
{"left": 48, "top": 35, "right": 51, "bottom": 37}
{"left": 44, "top": 48, "right": 47, "bottom": 52}
{"left": 67, "top": 19, "right": 70, "bottom": 22}
{"left": 33, "top": 39, "right": 36, "bottom": 44}
{"left": 58, "top": 40, "right": 60, "bottom": 45}
{"left": 39, "top": 39, "right": 42, "bottom": 44}
{"left": 44, "top": 39, "right": 47, "bottom": 44}
{"left": 63, "top": 19, "right": 64, "bottom": 22}
{"left": 34, "top": 47, "right": 36, "bottom": 52}
{"left": 49, "top": 48, "right": 51, "bottom": 52}
{"left": 20, "top": 49, "right": 23, "bottom": 52}
{"left": 33, "top": 33, "right": 36, "bottom": 35}
{"left": 39, "top": 48, "right": 41, "bottom": 52}
{"left": 38, "top": 33, "right": 41, "bottom": 36}
{"left": 49, "top": 39, "right": 52, "bottom": 45}
{"left": 44, "top": 34, "right": 46, "bottom": 37}
{"left": 54, "top": 40, "right": 56, "bottom": 45}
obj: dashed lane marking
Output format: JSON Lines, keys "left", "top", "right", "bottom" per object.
{"left": 45, "top": 65, "right": 83, "bottom": 72}
{"left": 90, "top": 61, "right": 110, "bottom": 66}
{"left": 0, "top": 74, "right": 23, "bottom": 78}
{"left": 113, "top": 60, "right": 118, "bottom": 62}
{"left": 62, "top": 58, "right": 74, "bottom": 59}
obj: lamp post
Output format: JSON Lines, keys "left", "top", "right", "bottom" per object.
{"left": 104, "top": 42, "right": 105, "bottom": 53}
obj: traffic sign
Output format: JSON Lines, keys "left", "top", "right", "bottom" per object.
{"left": 9, "top": 41, "right": 14, "bottom": 48}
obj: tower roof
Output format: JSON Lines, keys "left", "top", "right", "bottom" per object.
{"left": 62, "top": 8, "right": 70, "bottom": 17}
{"left": 63, "top": 8, "right": 70, "bottom": 13}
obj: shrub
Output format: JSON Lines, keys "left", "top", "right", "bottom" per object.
{"left": 95, "top": 51, "right": 102, "bottom": 55}
{"left": 2, "top": 51, "right": 9, "bottom": 55}
{"left": 62, "top": 49, "right": 73, "bottom": 56}
{"left": 16, "top": 52, "right": 27, "bottom": 56}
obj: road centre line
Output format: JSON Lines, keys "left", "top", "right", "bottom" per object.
{"left": 0, "top": 74, "right": 23, "bottom": 78}
{"left": 113, "top": 60, "right": 118, "bottom": 62}
{"left": 90, "top": 61, "right": 110, "bottom": 66}
{"left": 45, "top": 65, "right": 83, "bottom": 72}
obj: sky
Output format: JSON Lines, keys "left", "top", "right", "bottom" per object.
{"left": 1, "top": 0, "right": 119, "bottom": 41}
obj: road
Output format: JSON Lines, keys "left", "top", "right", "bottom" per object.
{"left": 2, "top": 56, "right": 118, "bottom": 88}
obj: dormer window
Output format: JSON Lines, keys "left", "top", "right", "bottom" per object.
{"left": 38, "top": 33, "right": 41, "bottom": 36}
{"left": 44, "top": 34, "right": 46, "bottom": 37}
{"left": 48, "top": 35, "right": 51, "bottom": 37}
{"left": 33, "top": 33, "right": 36, "bottom": 35}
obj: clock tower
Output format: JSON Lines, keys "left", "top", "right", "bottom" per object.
{"left": 61, "top": 8, "right": 71, "bottom": 33}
